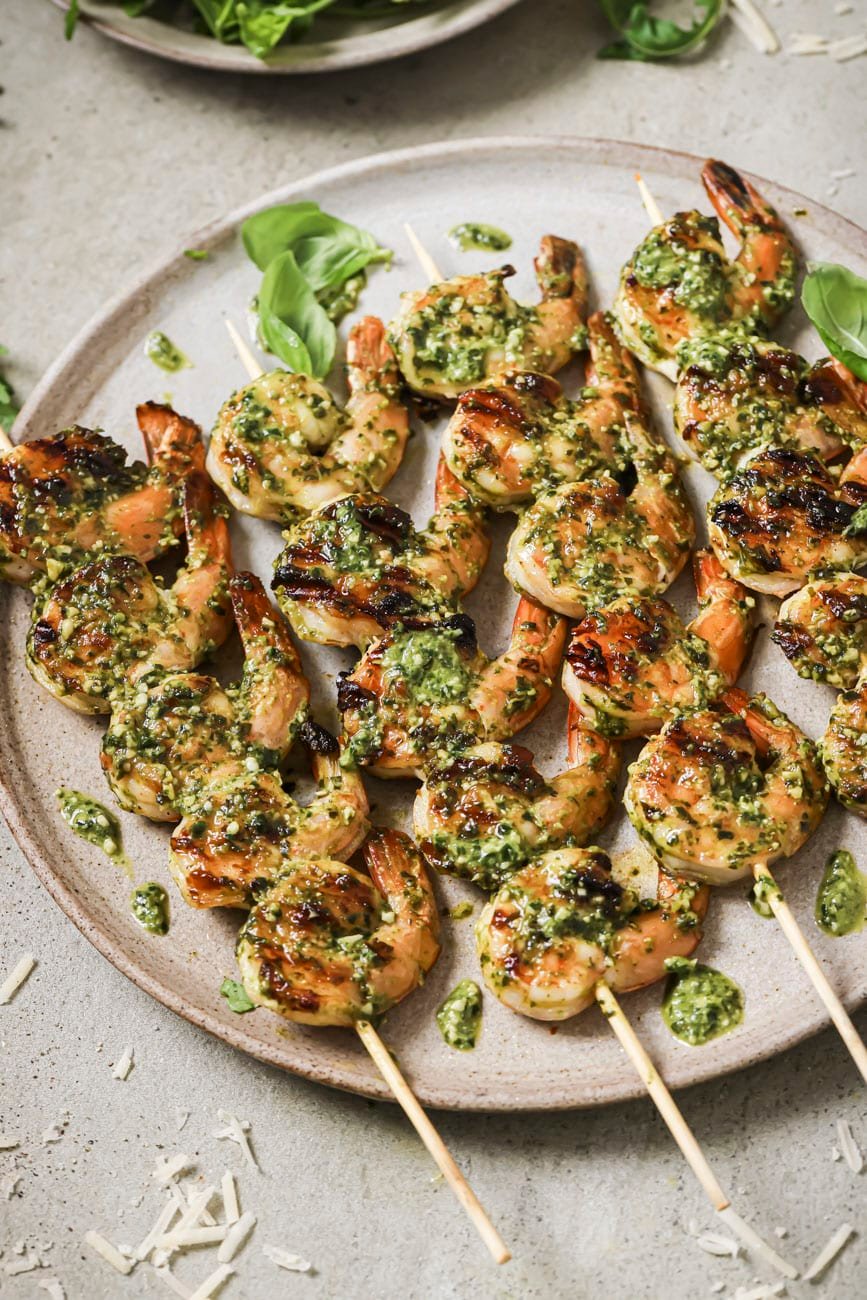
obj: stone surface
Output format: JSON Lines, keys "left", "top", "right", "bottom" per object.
{"left": 2, "top": 1, "right": 866, "bottom": 1296}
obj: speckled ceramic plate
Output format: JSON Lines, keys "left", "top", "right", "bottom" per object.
{"left": 48, "top": 0, "right": 524, "bottom": 73}
{"left": 3, "top": 138, "right": 867, "bottom": 1110}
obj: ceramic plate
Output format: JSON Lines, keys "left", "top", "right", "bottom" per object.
{"left": 4, "top": 137, "right": 867, "bottom": 1110}
{"left": 49, "top": 0, "right": 524, "bottom": 73}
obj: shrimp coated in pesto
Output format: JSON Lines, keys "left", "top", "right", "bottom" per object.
{"left": 674, "top": 337, "right": 867, "bottom": 478}
{"left": 773, "top": 573, "right": 867, "bottom": 688}
{"left": 390, "top": 236, "right": 588, "bottom": 400}
{"left": 207, "top": 317, "right": 410, "bottom": 520}
{"left": 505, "top": 414, "right": 695, "bottom": 618}
{"left": 168, "top": 720, "right": 369, "bottom": 909}
{"left": 271, "top": 455, "right": 490, "bottom": 650}
{"left": 413, "top": 708, "right": 620, "bottom": 891}
{"left": 337, "top": 599, "right": 567, "bottom": 779}
{"left": 708, "top": 443, "right": 867, "bottom": 596}
{"left": 101, "top": 573, "right": 309, "bottom": 821}
{"left": 441, "top": 313, "right": 640, "bottom": 509}
{"left": 236, "top": 828, "right": 440, "bottom": 1026}
{"left": 614, "top": 159, "right": 798, "bottom": 379}
{"left": 563, "top": 549, "right": 755, "bottom": 739}
{"left": 26, "top": 471, "right": 233, "bottom": 714}
{"left": 475, "top": 846, "right": 709, "bottom": 1021}
{"left": 820, "top": 678, "right": 867, "bottom": 819}
{"left": 624, "top": 688, "right": 828, "bottom": 886}
{"left": 0, "top": 402, "right": 204, "bottom": 586}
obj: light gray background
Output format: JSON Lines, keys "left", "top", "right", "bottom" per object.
{"left": 2, "top": 1, "right": 867, "bottom": 1297}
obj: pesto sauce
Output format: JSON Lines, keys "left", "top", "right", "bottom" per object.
{"left": 662, "top": 957, "right": 744, "bottom": 1047}
{"left": 747, "top": 873, "right": 780, "bottom": 920}
{"left": 448, "top": 222, "right": 512, "bottom": 253}
{"left": 131, "top": 882, "right": 170, "bottom": 935}
{"left": 381, "top": 627, "right": 471, "bottom": 706}
{"left": 436, "top": 979, "right": 483, "bottom": 1051}
{"left": 318, "top": 272, "right": 366, "bottom": 324}
{"left": 816, "top": 850, "right": 867, "bottom": 937}
{"left": 56, "top": 788, "right": 132, "bottom": 876}
{"left": 145, "top": 331, "right": 191, "bottom": 373}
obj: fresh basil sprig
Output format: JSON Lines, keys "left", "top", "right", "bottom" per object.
{"left": 0, "top": 346, "right": 19, "bottom": 437}
{"left": 598, "top": 0, "right": 724, "bottom": 61}
{"left": 220, "top": 978, "right": 256, "bottom": 1013}
{"left": 242, "top": 201, "right": 390, "bottom": 378}
{"left": 802, "top": 262, "right": 867, "bottom": 383}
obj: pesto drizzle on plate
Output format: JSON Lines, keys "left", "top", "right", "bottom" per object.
{"left": 145, "top": 330, "right": 191, "bottom": 373}
{"left": 436, "top": 979, "right": 483, "bottom": 1051}
{"left": 448, "top": 222, "right": 513, "bottom": 253}
{"left": 131, "top": 882, "right": 170, "bottom": 935}
{"left": 56, "top": 788, "right": 132, "bottom": 877}
{"left": 816, "top": 850, "right": 867, "bottom": 937}
{"left": 661, "top": 957, "right": 744, "bottom": 1046}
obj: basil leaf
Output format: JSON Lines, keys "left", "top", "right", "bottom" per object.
{"left": 236, "top": 1, "right": 337, "bottom": 57}
{"left": 190, "top": 0, "right": 242, "bottom": 41}
{"left": 258, "top": 249, "right": 336, "bottom": 377}
{"left": 802, "top": 262, "right": 867, "bottom": 383}
{"left": 220, "top": 978, "right": 256, "bottom": 1014}
{"left": 0, "top": 347, "right": 19, "bottom": 436}
{"left": 242, "top": 202, "right": 327, "bottom": 271}
{"left": 598, "top": 0, "right": 724, "bottom": 60}
{"left": 242, "top": 202, "right": 390, "bottom": 291}
{"left": 65, "top": 0, "right": 81, "bottom": 39}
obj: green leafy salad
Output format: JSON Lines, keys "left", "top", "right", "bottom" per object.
{"left": 65, "top": 0, "right": 434, "bottom": 59}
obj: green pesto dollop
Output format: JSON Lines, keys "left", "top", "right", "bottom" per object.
{"left": 220, "top": 978, "right": 256, "bottom": 1013}
{"left": 747, "top": 872, "right": 781, "bottom": 920}
{"left": 381, "top": 626, "right": 471, "bottom": 706}
{"left": 318, "top": 271, "right": 366, "bottom": 324}
{"left": 56, "top": 788, "right": 131, "bottom": 876}
{"left": 131, "top": 882, "right": 170, "bottom": 935}
{"left": 448, "top": 222, "right": 512, "bottom": 254}
{"left": 145, "top": 330, "right": 191, "bottom": 373}
{"left": 661, "top": 957, "right": 744, "bottom": 1047}
{"left": 816, "top": 850, "right": 867, "bottom": 937}
{"left": 448, "top": 900, "right": 475, "bottom": 921}
{"left": 436, "top": 979, "right": 482, "bottom": 1051}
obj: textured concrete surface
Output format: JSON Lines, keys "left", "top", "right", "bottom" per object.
{"left": 2, "top": 1, "right": 867, "bottom": 1296}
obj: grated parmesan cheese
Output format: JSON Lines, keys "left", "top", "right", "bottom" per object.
{"left": 37, "top": 1280, "right": 66, "bottom": 1300}
{"left": 221, "top": 1171, "right": 239, "bottom": 1225}
{"left": 788, "top": 33, "right": 831, "bottom": 55}
{"left": 0, "top": 954, "right": 36, "bottom": 1005}
{"left": 696, "top": 1232, "right": 740, "bottom": 1257}
{"left": 263, "top": 1244, "right": 312, "bottom": 1273}
{"left": 83, "top": 1231, "right": 133, "bottom": 1276}
{"left": 716, "top": 1207, "right": 798, "bottom": 1280}
{"left": 213, "top": 1110, "right": 258, "bottom": 1172}
{"left": 152, "top": 1154, "right": 191, "bottom": 1186}
{"left": 151, "top": 1263, "right": 193, "bottom": 1299}
{"left": 829, "top": 33, "right": 867, "bottom": 61}
{"left": 112, "top": 1046, "right": 134, "bottom": 1081}
{"left": 134, "top": 1200, "right": 179, "bottom": 1262}
{"left": 175, "top": 1110, "right": 190, "bottom": 1132}
{"left": 217, "top": 1212, "right": 255, "bottom": 1264}
{"left": 836, "top": 1119, "right": 863, "bottom": 1173}
{"left": 803, "top": 1223, "right": 856, "bottom": 1280}
{"left": 728, "top": 0, "right": 780, "bottom": 54}
{"left": 0, "top": 1136, "right": 19, "bottom": 1150}
{"left": 187, "top": 1262, "right": 234, "bottom": 1300}
{"left": 159, "top": 1226, "right": 227, "bottom": 1250}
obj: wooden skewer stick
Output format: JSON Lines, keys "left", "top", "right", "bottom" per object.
{"left": 404, "top": 223, "right": 444, "bottom": 284}
{"left": 595, "top": 983, "right": 798, "bottom": 1279}
{"left": 356, "top": 1020, "right": 510, "bottom": 1264}
{"left": 223, "top": 317, "right": 510, "bottom": 1265}
{"left": 754, "top": 864, "right": 867, "bottom": 1085}
{"left": 634, "top": 173, "right": 664, "bottom": 226}
{"left": 0, "top": 429, "right": 13, "bottom": 454}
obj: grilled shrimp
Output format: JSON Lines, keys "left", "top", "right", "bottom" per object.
{"left": 820, "top": 678, "right": 867, "bottom": 818}
{"left": 390, "top": 237, "right": 588, "bottom": 401}
{"left": 271, "top": 456, "right": 490, "bottom": 649}
{"left": 773, "top": 573, "right": 867, "bottom": 688}
{"left": 441, "top": 313, "right": 640, "bottom": 509}
{"left": 236, "top": 828, "right": 440, "bottom": 1026}
{"left": 476, "top": 846, "right": 708, "bottom": 1021}
{"left": 413, "top": 711, "right": 620, "bottom": 891}
{"left": 505, "top": 414, "right": 695, "bottom": 618}
{"left": 169, "top": 721, "right": 369, "bottom": 909}
{"left": 563, "top": 549, "right": 755, "bottom": 739}
{"left": 624, "top": 689, "right": 828, "bottom": 886}
{"left": 26, "top": 471, "right": 232, "bottom": 714}
{"left": 614, "top": 160, "right": 797, "bottom": 379}
{"left": 207, "top": 318, "right": 410, "bottom": 521}
{"left": 337, "top": 599, "right": 567, "bottom": 779}
{"left": 0, "top": 402, "right": 204, "bottom": 586}
{"left": 674, "top": 337, "right": 867, "bottom": 478}
{"left": 708, "top": 444, "right": 867, "bottom": 596}
{"left": 101, "top": 573, "right": 309, "bottom": 821}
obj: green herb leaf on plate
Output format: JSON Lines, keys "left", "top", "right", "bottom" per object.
{"left": 184, "top": 248, "right": 211, "bottom": 261}
{"left": 65, "top": 0, "right": 81, "bottom": 38}
{"left": 598, "top": 0, "right": 724, "bottom": 61}
{"left": 257, "top": 249, "right": 336, "bottom": 377}
{"left": 802, "top": 262, "right": 867, "bottom": 383}
{"left": 0, "top": 347, "right": 19, "bottom": 435}
{"left": 220, "top": 978, "right": 256, "bottom": 1013}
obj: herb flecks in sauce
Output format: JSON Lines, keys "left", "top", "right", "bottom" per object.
{"left": 448, "top": 223, "right": 513, "bottom": 254}
{"left": 816, "top": 850, "right": 867, "bottom": 937}
{"left": 131, "top": 883, "right": 169, "bottom": 935}
{"left": 56, "top": 788, "right": 132, "bottom": 876}
{"left": 436, "top": 979, "right": 482, "bottom": 1050}
{"left": 145, "top": 331, "right": 191, "bottom": 373}
{"left": 662, "top": 957, "right": 744, "bottom": 1046}
{"left": 747, "top": 872, "right": 780, "bottom": 920}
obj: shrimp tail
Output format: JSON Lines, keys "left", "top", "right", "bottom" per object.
{"left": 346, "top": 316, "right": 400, "bottom": 393}
{"left": 584, "top": 311, "right": 642, "bottom": 404}
{"left": 535, "top": 236, "right": 588, "bottom": 314}
{"left": 136, "top": 401, "right": 205, "bottom": 473}
{"left": 702, "top": 160, "right": 786, "bottom": 236}
{"left": 362, "top": 828, "right": 441, "bottom": 940}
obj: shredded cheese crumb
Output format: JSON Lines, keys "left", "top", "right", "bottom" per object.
{"left": 829, "top": 33, "right": 867, "bottom": 61}
{"left": 728, "top": 0, "right": 780, "bottom": 53}
{"left": 84, "top": 1231, "right": 134, "bottom": 1276}
{"left": 187, "top": 1262, "right": 234, "bottom": 1300}
{"left": 152, "top": 1263, "right": 193, "bottom": 1299}
{"left": 152, "top": 1154, "right": 191, "bottom": 1186}
{"left": 175, "top": 1110, "right": 190, "bottom": 1132}
{"left": 135, "top": 1200, "right": 179, "bottom": 1262}
{"left": 112, "top": 1046, "right": 134, "bottom": 1081}
{"left": 0, "top": 954, "right": 36, "bottom": 1005}
{"left": 804, "top": 1223, "right": 855, "bottom": 1280}
{"left": 221, "top": 1171, "right": 239, "bottom": 1225}
{"left": 213, "top": 1110, "right": 258, "bottom": 1172}
{"left": 696, "top": 1232, "right": 740, "bottom": 1257}
{"left": 263, "top": 1244, "right": 312, "bottom": 1273}
{"left": 217, "top": 1212, "right": 256, "bottom": 1264}
{"left": 836, "top": 1119, "right": 863, "bottom": 1173}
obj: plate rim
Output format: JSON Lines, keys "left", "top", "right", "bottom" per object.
{"left": 48, "top": 0, "right": 526, "bottom": 74}
{"left": 5, "top": 135, "right": 867, "bottom": 1111}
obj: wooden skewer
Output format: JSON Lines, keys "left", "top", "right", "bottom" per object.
{"left": 595, "top": 983, "right": 797, "bottom": 1279}
{"left": 356, "top": 1020, "right": 510, "bottom": 1264}
{"left": 754, "top": 864, "right": 867, "bottom": 1085}
{"left": 0, "top": 426, "right": 14, "bottom": 454}
{"left": 634, "top": 173, "right": 664, "bottom": 226}
{"left": 223, "top": 316, "right": 510, "bottom": 1264}
{"left": 404, "top": 223, "right": 444, "bottom": 284}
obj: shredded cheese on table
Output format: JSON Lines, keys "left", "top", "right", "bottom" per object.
{"left": 84, "top": 1230, "right": 134, "bottom": 1275}
{"left": 803, "top": 1223, "right": 855, "bottom": 1280}
{"left": 112, "top": 1046, "right": 135, "bottom": 1081}
{"left": 0, "top": 954, "right": 36, "bottom": 1005}
{"left": 220, "top": 1171, "right": 239, "bottom": 1225}
{"left": 263, "top": 1244, "right": 313, "bottom": 1273}
{"left": 187, "top": 1262, "right": 234, "bottom": 1300}
{"left": 836, "top": 1118, "right": 863, "bottom": 1173}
